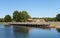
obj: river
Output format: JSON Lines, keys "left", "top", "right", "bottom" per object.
{"left": 0, "top": 24, "right": 60, "bottom": 38}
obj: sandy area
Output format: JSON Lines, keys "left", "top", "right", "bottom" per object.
{"left": 49, "top": 24, "right": 60, "bottom": 28}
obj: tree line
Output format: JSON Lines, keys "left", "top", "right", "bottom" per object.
{"left": 0, "top": 10, "right": 31, "bottom": 22}
{"left": 32, "top": 14, "right": 60, "bottom": 22}
{"left": 0, "top": 10, "right": 60, "bottom": 22}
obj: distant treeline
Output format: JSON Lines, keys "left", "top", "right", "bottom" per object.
{"left": 32, "top": 14, "right": 60, "bottom": 22}
{"left": 32, "top": 17, "right": 56, "bottom": 22}
{"left": 0, "top": 10, "right": 60, "bottom": 22}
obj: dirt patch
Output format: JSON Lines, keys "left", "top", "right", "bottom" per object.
{"left": 49, "top": 25, "right": 60, "bottom": 28}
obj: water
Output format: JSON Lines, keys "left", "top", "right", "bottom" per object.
{"left": 0, "top": 24, "right": 60, "bottom": 38}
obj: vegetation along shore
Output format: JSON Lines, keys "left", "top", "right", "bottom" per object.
{"left": 0, "top": 10, "right": 60, "bottom": 28}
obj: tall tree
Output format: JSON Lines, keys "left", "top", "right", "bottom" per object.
{"left": 13, "top": 10, "right": 20, "bottom": 22}
{"left": 4, "top": 15, "right": 12, "bottom": 22}
{"left": 56, "top": 14, "right": 60, "bottom": 21}
{"left": 13, "top": 10, "right": 31, "bottom": 22}
{"left": 21, "top": 11, "right": 31, "bottom": 22}
{"left": 19, "top": 11, "right": 22, "bottom": 22}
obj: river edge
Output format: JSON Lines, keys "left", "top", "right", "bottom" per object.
{"left": 1, "top": 22, "right": 60, "bottom": 28}
{"left": 48, "top": 25, "right": 60, "bottom": 28}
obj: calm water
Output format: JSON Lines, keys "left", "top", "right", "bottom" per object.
{"left": 0, "top": 24, "right": 60, "bottom": 38}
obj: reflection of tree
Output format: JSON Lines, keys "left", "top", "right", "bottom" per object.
{"left": 4, "top": 25, "right": 11, "bottom": 28}
{"left": 39, "top": 27, "right": 51, "bottom": 30}
{"left": 56, "top": 28, "right": 60, "bottom": 33}
{"left": 13, "top": 25, "right": 28, "bottom": 38}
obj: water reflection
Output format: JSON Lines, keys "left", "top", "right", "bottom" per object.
{"left": 56, "top": 28, "right": 60, "bottom": 33}
{"left": 0, "top": 24, "right": 60, "bottom": 38}
{"left": 13, "top": 25, "right": 29, "bottom": 38}
{"left": 39, "top": 26, "right": 51, "bottom": 30}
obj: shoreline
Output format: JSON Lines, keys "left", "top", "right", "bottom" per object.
{"left": 0, "top": 22, "right": 60, "bottom": 28}
{"left": 49, "top": 25, "right": 60, "bottom": 28}
{"left": 48, "top": 23, "right": 60, "bottom": 28}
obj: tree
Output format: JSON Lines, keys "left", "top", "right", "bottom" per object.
{"left": 13, "top": 10, "right": 20, "bottom": 22}
{"left": 46, "top": 18, "right": 56, "bottom": 21}
{"left": 21, "top": 11, "right": 31, "bottom": 22}
{"left": 19, "top": 11, "right": 22, "bottom": 22}
{"left": 56, "top": 14, "right": 60, "bottom": 21}
{"left": 0, "top": 18, "right": 4, "bottom": 22}
{"left": 0, "top": 18, "right": 3, "bottom": 22}
{"left": 13, "top": 10, "right": 31, "bottom": 22}
{"left": 4, "top": 15, "right": 12, "bottom": 22}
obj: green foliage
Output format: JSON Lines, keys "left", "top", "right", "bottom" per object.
{"left": 45, "top": 18, "right": 56, "bottom": 21}
{"left": 0, "top": 18, "right": 4, "bottom": 22}
{"left": 21, "top": 11, "right": 31, "bottom": 22}
{"left": 4, "top": 15, "right": 12, "bottom": 22}
{"left": 19, "top": 11, "right": 22, "bottom": 22}
{"left": 13, "top": 10, "right": 31, "bottom": 22}
{"left": 56, "top": 14, "right": 60, "bottom": 21}
{"left": 3, "top": 10, "right": 60, "bottom": 22}
{"left": 33, "top": 17, "right": 57, "bottom": 22}
{"left": 13, "top": 10, "right": 20, "bottom": 22}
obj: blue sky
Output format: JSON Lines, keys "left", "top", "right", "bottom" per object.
{"left": 0, "top": 0, "right": 60, "bottom": 18}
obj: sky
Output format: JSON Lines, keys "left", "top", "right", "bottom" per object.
{"left": 0, "top": 0, "right": 60, "bottom": 18}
